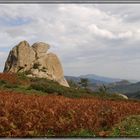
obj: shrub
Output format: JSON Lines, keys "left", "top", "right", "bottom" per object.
{"left": 111, "top": 115, "right": 140, "bottom": 137}
{"left": 97, "top": 84, "right": 109, "bottom": 94}
{"left": 68, "top": 129, "right": 96, "bottom": 137}
{"left": 29, "top": 77, "right": 89, "bottom": 98}
{"left": 17, "top": 72, "right": 28, "bottom": 80}
{"left": 67, "top": 80, "right": 79, "bottom": 88}
{"left": 0, "top": 79, "right": 18, "bottom": 89}
{"left": 78, "top": 78, "right": 89, "bottom": 89}
{"left": 24, "top": 70, "right": 32, "bottom": 75}
{"left": 0, "top": 80, "right": 7, "bottom": 85}
{"left": 4, "top": 83, "right": 18, "bottom": 89}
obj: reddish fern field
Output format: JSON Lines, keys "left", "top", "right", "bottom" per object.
{"left": 0, "top": 91, "right": 140, "bottom": 137}
{"left": 0, "top": 73, "right": 19, "bottom": 84}
{"left": 0, "top": 73, "right": 29, "bottom": 85}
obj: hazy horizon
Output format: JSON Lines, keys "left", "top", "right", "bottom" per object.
{"left": 0, "top": 4, "right": 140, "bottom": 80}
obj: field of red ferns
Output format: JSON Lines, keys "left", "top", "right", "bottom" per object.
{"left": 0, "top": 73, "right": 29, "bottom": 85}
{"left": 0, "top": 73, "right": 19, "bottom": 84}
{"left": 0, "top": 91, "right": 140, "bottom": 137}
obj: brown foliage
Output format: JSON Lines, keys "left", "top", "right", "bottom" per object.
{"left": 0, "top": 73, "right": 19, "bottom": 84}
{"left": 0, "top": 73, "right": 29, "bottom": 85}
{"left": 0, "top": 91, "right": 140, "bottom": 137}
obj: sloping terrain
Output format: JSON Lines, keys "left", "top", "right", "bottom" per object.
{"left": 0, "top": 73, "right": 140, "bottom": 137}
{"left": 0, "top": 73, "right": 125, "bottom": 99}
{"left": 109, "top": 82, "right": 140, "bottom": 99}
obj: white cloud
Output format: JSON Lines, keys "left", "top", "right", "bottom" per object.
{"left": 88, "top": 24, "right": 133, "bottom": 39}
{"left": 118, "top": 31, "right": 133, "bottom": 39}
{"left": 88, "top": 24, "right": 115, "bottom": 39}
{"left": 0, "top": 4, "right": 140, "bottom": 80}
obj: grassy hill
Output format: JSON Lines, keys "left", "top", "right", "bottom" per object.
{"left": 0, "top": 73, "right": 125, "bottom": 100}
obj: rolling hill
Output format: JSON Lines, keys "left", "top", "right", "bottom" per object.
{"left": 65, "top": 75, "right": 140, "bottom": 99}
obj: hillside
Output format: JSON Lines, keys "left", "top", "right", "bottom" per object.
{"left": 109, "top": 82, "right": 140, "bottom": 99}
{"left": 127, "top": 91, "right": 140, "bottom": 99}
{"left": 65, "top": 75, "right": 140, "bottom": 100}
{"left": 109, "top": 80, "right": 131, "bottom": 87}
{"left": 0, "top": 73, "right": 140, "bottom": 137}
{"left": 0, "top": 73, "right": 124, "bottom": 99}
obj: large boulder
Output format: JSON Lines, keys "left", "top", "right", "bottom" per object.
{"left": 32, "top": 42, "right": 50, "bottom": 58}
{"left": 4, "top": 40, "right": 35, "bottom": 73}
{"left": 3, "top": 40, "right": 69, "bottom": 87}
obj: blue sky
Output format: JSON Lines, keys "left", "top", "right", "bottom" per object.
{"left": 0, "top": 4, "right": 140, "bottom": 80}
{"left": 0, "top": 17, "right": 31, "bottom": 27}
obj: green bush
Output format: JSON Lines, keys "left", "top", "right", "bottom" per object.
{"left": 67, "top": 129, "right": 96, "bottom": 137}
{"left": 67, "top": 80, "right": 79, "bottom": 88}
{"left": 0, "top": 80, "right": 18, "bottom": 89}
{"left": 29, "top": 77, "right": 89, "bottom": 98}
{"left": 17, "top": 72, "right": 28, "bottom": 80}
{"left": 97, "top": 84, "right": 109, "bottom": 94}
{"left": 111, "top": 115, "right": 140, "bottom": 137}
{"left": 4, "top": 83, "right": 18, "bottom": 89}
{"left": 28, "top": 77, "right": 127, "bottom": 99}
{"left": 0, "top": 80, "right": 7, "bottom": 85}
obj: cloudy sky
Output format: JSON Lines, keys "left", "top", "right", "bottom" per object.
{"left": 0, "top": 4, "right": 140, "bottom": 80}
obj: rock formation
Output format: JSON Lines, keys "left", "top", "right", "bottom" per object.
{"left": 118, "top": 93, "right": 128, "bottom": 99}
{"left": 3, "top": 40, "right": 69, "bottom": 87}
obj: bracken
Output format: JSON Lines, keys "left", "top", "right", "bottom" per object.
{"left": 0, "top": 91, "right": 139, "bottom": 137}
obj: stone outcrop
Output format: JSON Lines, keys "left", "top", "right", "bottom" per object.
{"left": 3, "top": 40, "right": 69, "bottom": 87}
{"left": 32, "top": 42, "right": 50, "bottom": 58}
{"left": 118, "top": 93, "right": 128, "bottom": 99}
{"left": 4, "top": 41, "right": 35, "bottom": 73}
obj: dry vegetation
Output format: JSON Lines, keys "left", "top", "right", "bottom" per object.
{"left": 0, "top": 73, "right": 29, "bottom": 85}
{"left": 0, "top": 91, "right": 140, "bottom": 137}
{"left": 0, "top": 73, "right": 140, "bottom": 137}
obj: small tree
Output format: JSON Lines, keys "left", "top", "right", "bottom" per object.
{"left": 98, "top": 84, "right": 109, "bottom": 94}
{"left": 68, "top": 80, "right": 78, "bottom": 88}
{"left": 79, "top": 78, "right": 89, "bottom": 89}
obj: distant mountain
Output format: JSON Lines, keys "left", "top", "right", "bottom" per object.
{"left": 108, "top": 81, "right": 140, "bottom": 99}
{"left": 109, "top": 80, "right": 131, "bottom": 87}
{"left": 65, "top": 75, "right": 107, "bottom": 85}
{"left": 65, "top": 74, "right": 133, "bottom": 86}
{"left": 80, "top": 74, "right": 122, "bottom": 83}
{"left": 65, "top": 75, "right": 140, "bottom": 99}
{"left": 65, "top": 75, "right": 107, "bottom": 91}
{"left": 65, "top": 76, "right": 81, "bottom": 83}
